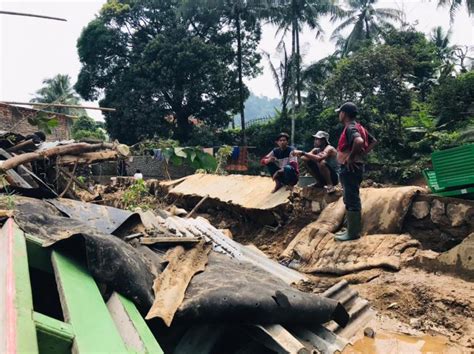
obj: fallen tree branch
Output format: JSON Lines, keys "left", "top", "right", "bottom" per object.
{"left": 186, "top": 194, "right": 209, "bottom": 219}
{"left": 58, "top": 150, "right": 118, "bottom": 165}
{"left": 0, "top": 142, "right": 128, "bottom": 172}
{"left": 59, "top": 162, "right": 78, "bottom": 198}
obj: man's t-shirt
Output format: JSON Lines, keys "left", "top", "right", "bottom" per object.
{"left": 270, "top": 146, "right": 297, "bottom": 169}
{"left": 345, "top": 122, "right": 375, "bottom": 149}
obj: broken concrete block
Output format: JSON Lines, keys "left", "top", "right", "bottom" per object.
{"left": 430, "top": 199, "right": 448, "bottom": 225}
{"left": 411, "top": 201, "right": 430, "bottom": 219}
{"left": 437, "top": 233, "right": 474, "bottom": 277}
{"left": 311, "top": 201, "right": 321, "bottom": 213}
{"left": 446, "top": 203, "right": 472, "bottom": 227}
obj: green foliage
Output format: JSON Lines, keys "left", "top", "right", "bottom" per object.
{"left": 122, "top": 179, "right": 152, "bottom": 211}
{"left": 31, "top": 74, "right": 84, "bottom": 116}
{"left": 75, "top": 0, "right": 262, "bottom": 145}
{"left": 215, "top": 145, "right": 233, "bottom": 174}
{"left": 27, "top": 113, "right": 59, "bottom": 135}
{"left": 161, "top": 147, "right": 218, "bottom": 172}
{"left": 71, "top": 116, "right": 106, "bottom": 141}
{"left": 429, "top": 71, "right": 474, "bottom": 128}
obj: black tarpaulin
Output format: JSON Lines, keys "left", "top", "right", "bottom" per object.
{"left": 9, "top": 197, "right": 348, "bottom": 327}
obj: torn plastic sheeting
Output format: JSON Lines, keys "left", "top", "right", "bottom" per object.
{"left": 165, "top": 174, "right": 291, "bottom": 210}
{"left": 47, "top": 198, "right": 136, "bottom": 235}
{"left": 10, "top": 197, "right": 348, "bottom": 327}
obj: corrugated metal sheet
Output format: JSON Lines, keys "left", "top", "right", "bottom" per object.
{"left": 164, "top": 174, "right": 291, "bottom": 210}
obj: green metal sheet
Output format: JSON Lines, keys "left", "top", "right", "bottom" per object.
{"left": 432, "top": 144, "right": 474, "bottom": 189}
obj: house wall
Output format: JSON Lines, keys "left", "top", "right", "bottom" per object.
{"left": 0, "top": 103, "right": 71, "bottom": 140}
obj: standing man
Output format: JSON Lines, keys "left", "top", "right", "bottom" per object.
{"left": 261, "top": 132, "right": 299, "bottom": 193}
{"left": 293, "top": 131, "right": 339, "bottom": 193}
{"left": 335, "top": 102, "right": 377, "bottom": 241}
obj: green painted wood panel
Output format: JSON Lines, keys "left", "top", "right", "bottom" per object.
{"left": 34, "top": 312, "right": 74, "bottom": 354}
{"left": 11, "top": 221, "right": 40, "bottom": 353}
{"left": 117, "top": 294, "right": 163, "bottom": 354}
{"left": 51, "top": 251, "right": 128, "bottom": 353}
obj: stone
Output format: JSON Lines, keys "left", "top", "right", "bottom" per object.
{"left": 446, "top": 203, "right": 472, "bottom": 227}
{"left": 311, "top": 201, "right": 321, "bottom": 213}
{"left": 430, "top": 199, "right": 448, "bottom": 225}
{"left": 364, "top": 327, "right": 375, "bottom": 338}
{"left": 411, "top": 201, "right": 430, "bottom": 219}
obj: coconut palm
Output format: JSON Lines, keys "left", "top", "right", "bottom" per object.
{"left": 437, "top": 0, "right": 473, "bottom": 21}
{"left": 267, "top": 0, "right": 335, "bottom": 108}
{"left": 430, "top": 26, "right": 457, "bottom": 79}
{"left": 31, "top": 74, "right": 83, "bottom": 116}
{"left": 331, "top": 0, "right": 403, "bottom": 57}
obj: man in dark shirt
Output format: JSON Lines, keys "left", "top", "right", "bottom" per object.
{"left": 261, "top": 132, "right": 299, "bottom": 193}
{"left": 334, "top": 102, "right": 377, "bottom": 241}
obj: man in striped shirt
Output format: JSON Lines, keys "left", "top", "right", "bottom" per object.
{"left": 261, "top": 132, "right": 299, "bottom": 193}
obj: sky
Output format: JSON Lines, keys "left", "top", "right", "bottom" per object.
{"left": 0, "top": 0, "right": 472, "bottom": 121}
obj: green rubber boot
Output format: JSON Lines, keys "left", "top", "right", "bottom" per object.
{"left": 335, "top": 210, "right": 362, "bottom": 241}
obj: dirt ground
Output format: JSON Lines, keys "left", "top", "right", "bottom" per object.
{"left": 353, "top": 267, "right": 474, "bottom": 350}
{"left": 206, "top": 210, "right": 474, "bottom": 351}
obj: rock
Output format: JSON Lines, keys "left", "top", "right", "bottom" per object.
{"left": 411, "top": 201, "right": 430, "bottom": 219}
{"left": 311, "top": 201, "right": 321, "bottom": 213}
{"left": 409, "top": 318, "right": 422, "bottom": 329}
{"left": 364, "top": 327, "right": 375, "bottom": 338}
{"left": 446, "top": 203, "right": 472, "bottom": 227}
{"left": 387, "top": 302, "right": 399, "bottom": 310}
{"left": 430, "top": 199, "right": 448, "bottom": 225}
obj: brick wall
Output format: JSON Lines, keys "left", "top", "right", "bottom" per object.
{"left": 0, "top": 103, "right": 72, "bottom": 140}
{"left": 92, "top": 155, "right": 194, "bottom": 179}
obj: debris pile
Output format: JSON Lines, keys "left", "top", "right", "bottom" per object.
{"left": 0, "top": 131, "right": 129, "bottom": 200}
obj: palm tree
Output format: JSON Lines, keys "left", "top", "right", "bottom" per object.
{"left": 437, "top": 0, "right": 473, "bottom": 21}
{"left": 267, "top": 0, "right": 334, "bottom": 109}
{"left": 331, "top": 0, "right": 403, "bottom": 57}
{"left": 430, "top": 26, "right": 457, "bottom": 79}
{"left": 31, "top": 74, "right": 83, "bottom": 116}
{"left": 264, "top": 43, "right": 296, "bottom": 119}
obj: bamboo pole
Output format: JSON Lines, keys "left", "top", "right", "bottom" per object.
{"left": 0, "top": 10, "right": 67, "bottom": 22}
{"left": 1, "top": 101, "right": 116, "bottom": 112}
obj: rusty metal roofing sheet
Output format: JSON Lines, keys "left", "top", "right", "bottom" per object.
{"left": 165, "top": 174, "right": 291, "bottom": 210}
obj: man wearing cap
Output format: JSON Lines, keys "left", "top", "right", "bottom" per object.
{"left": 293, "top": 131, "right": 339, "bottom": 194}
{"left": 334, "top": 102, "right": 377, "bottom": 241}
{"left": 261, "top": 132, "right": 299, "bottom": 193}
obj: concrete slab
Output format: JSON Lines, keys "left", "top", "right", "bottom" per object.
{"left": 164, "top": 174, "right": 291, "bottom": 210}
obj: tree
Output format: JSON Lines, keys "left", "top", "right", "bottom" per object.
{"left": 267, "top": 0, "right": 333, "bottom": 108}
{"left": 75, "top": 0, "right": 252, "bottom": 144}
{"left": 71, "top": 115, "right": 106, "bottom": 141}
{"left": 430, "top": 26, "right": 457, "bottom": 79}
{"left": 264, "top": 43, "right": 296, "bottom": 119}
{"left": 186, "top": 0, "right": 263, "bottom": 144}
{"left": 331, "top": 0, "right": 402, "bottom": 56}
{"left": 31, "top": 74, "right": 84, "bottom": 116}
{"left": 430, "top": 71, "right": 474, "bottom": 128}
{"left": 437, "top": 0, "right": 474, "bottom": 21}
{"left": 384, "top": 29, "right": 440, "bottom": 101}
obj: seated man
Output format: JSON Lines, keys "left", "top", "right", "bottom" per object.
{"left": 261, "top": 132, "right": 299, "bottom": 193}
{"left": 294, "top": 131, "right": 339, "bottom": 193}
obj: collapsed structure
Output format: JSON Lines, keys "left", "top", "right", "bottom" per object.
{"left": 1, "top": 133, "right": 473, "bottom": 353}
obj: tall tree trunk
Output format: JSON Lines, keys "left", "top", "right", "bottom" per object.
{"left": 236, "top": 13, "right": 246, "bottom": 145}
{"left": 175, "top": 111, "right": 191, "bottom": 143}
{"left": 295, "top": 22, "right": 302, "bottom": 109}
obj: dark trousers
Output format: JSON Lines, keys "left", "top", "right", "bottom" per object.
{"left": 267, "top": 163, "right": 298, "bottom": 186}
{"left": 305, "top": 160, "right": 338, "bottom": 185}
{"left": 339, "top": 164, "right": 364, "bottom": 211}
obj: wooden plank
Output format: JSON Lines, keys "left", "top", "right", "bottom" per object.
{"left": 107, "top": 292, "right": 163, "bottom": 354}
{"left": 51, "top": 251, "right": 128, "bottom": 353}
{"left": 140, "top": 236, "right": 200, "bottom": 246}
{"left": 0, "top": 219, "right": 39, "bottom": 353}
{"left": 34, "top": 312, "right": 74, "bottom": 354}
{"left": 25, "top": 234, "right": 53, "bottom": 273}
